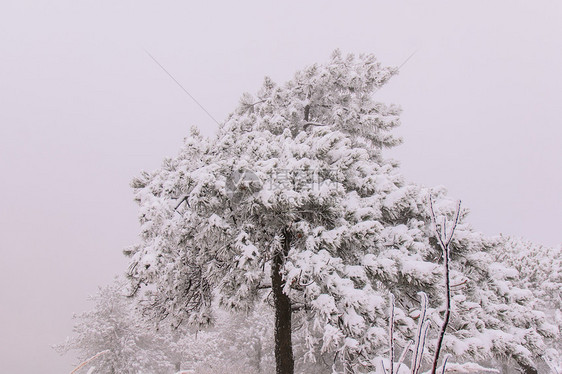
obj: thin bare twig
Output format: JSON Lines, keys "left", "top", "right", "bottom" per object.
{"left": 429, "top": 197, "right": 462, "bottom": 374}
{"left": 396, "top": 340, "right": 413, "bottom": 374}
{"left": 411, "top": 292, "right": 428, "bottom": 373}
{"left": 389, "top": 293, "right": 395, "bottom": 374}
{"left": 440, "top": 354, "right": 450, "bottom": 374}
{"left": 69, "top": 350, "right": 110, "bottom": 374}
{"left": 415, "top": 322, "right": 430, "bottom": 374}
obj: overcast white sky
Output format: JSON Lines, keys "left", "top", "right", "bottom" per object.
{"left": 0, "top": 1, "right": 560, "bottom": 372}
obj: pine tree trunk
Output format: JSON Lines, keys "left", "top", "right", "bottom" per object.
{"left": 271, "top": 226, "right": 294, "bottom": 374}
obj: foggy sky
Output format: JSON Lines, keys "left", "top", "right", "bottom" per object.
{"left": 0, "top": 1, "right": 560, "bottom": 373}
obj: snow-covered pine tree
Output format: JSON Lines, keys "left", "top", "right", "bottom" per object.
{"left": 125, "top": 50, "right": 555, "bottom": 374}
{"left": 492, "top": 237, "right": 561, "bottom": 372}
{"left": 57, "top": 279, "right": 279, "bottom": 373}
{"left": 55, "top": 280, "right": 178, "bottom": 373}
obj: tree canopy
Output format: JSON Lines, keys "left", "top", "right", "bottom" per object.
{"left": 124, "top": 51, "right": 557, "bottom": 374}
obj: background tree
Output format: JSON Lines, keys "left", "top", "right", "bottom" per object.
{"left": 125, "top": 51, "right": 556, "bottom": 374}
{"left": 55, "top": 280, "right": 177, "bottom": 373}
{"left": 492, "top": 237, "right": 561, "bottom": 373}
{"left": 57, "top": 281, "right": 279, "bottom": 373}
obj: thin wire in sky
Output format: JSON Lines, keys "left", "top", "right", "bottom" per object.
{"left": 145, "top": 49, "right": 416, "bottom": 123}
{"left": 373, "top": 50, "right": 417, "bottom": 96}
{"left": 398, "top": 50, "right": 417, "bottom": 71}
{"left": 144, "top": 49, "right": 220, "bottom": 125}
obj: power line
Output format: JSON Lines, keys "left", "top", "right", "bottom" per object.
{"left": 144, "top": 49, "right": 220, "bottom": 125}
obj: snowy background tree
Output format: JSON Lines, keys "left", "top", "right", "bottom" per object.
{"left": 54, "top": 280, "right": 177, "bottom": 373}
{"left": 121, "top": 51, "right": 559, "bottom": 374}
{"left": 492, "top": 237, "right": 561, "bottom": 372}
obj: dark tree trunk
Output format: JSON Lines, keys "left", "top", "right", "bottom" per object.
{"left": 271, "top": 226, "right": 294, "bottom": 374}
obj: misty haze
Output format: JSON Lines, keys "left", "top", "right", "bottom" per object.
{"left": 0, "top": 2, "right": 560, "bottom": 374}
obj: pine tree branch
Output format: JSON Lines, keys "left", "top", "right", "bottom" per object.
{"left": 173, "top": 195, "right": 189, "bottom": 211}
{"left": 290, "top": 303, "right": 311, "bottom": 312}
{"left": 450, "top": 279, "right": 468, "bottom": 288}
{"left": 303, "top": 121, "right": 330, "bottom": 130}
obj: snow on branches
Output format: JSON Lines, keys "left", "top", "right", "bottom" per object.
{"left": 124, "top": 51, "right": 556, "bottom": 374}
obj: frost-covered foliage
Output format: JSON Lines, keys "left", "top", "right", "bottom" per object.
{"left": 125, "top": 51, "right": 555, "bottom": 373}
{"left": 495, "top": 237, "right": 560, "bottom": 316}
{"left": 55, "top": 280, "right": 177, "bottom": 373}
{"left": 175, "top": 303, "right": 330, "bottom": 373}
{"left": 176, "top": 303, "right": 275, "bottom": 374}
{"left": 59, "top": 287, "right": 323, "bottom": 374}
{"left": 492, "top": 237, "right": 561, "bottom": 372}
